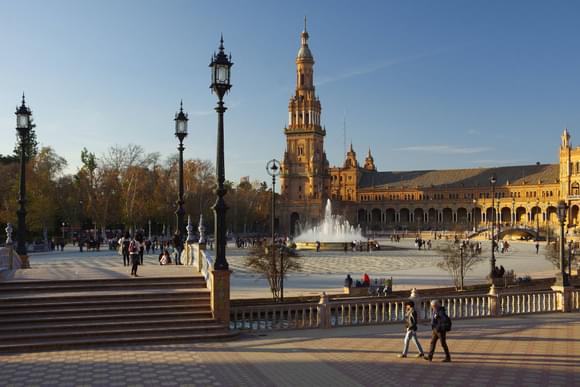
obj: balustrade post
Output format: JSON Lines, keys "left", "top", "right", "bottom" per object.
{"left": 551, "top": 284, "right": 573, "bottom": 312}
{"left": 210, "top": 267, "right": 231, "bottom": 325}
{"left": 409, "top": 288, "right": 424, "bottom": 320}
{"left": 488, "top": 284, "right": 499, "bottom": 316}
{"left": 317, "top": 292, "right": 331, "bottom": 328}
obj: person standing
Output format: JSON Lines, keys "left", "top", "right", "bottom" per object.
{"left": 398, "top": 300, "right": 424, "bottom": 358}
{"left": 424, "top": 299, "right": 451, "bottom": 362}
{"left": 136, "top": 233, "right": 145, "bottom": 265}
{"left": 129, "top": 236, "right": 141, "bottom": 277}
{"left": 173, "top": 231, "right": 182, "bottom": 265}
{"left": 118, "top": 232, "right": 131, "bottom": 267}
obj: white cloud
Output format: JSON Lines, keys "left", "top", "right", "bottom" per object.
{"left": 394, "top": 145, "right": 491, "bottom": 155}
{"left": 315, "top": 49, "right": 447, "bottom": 87}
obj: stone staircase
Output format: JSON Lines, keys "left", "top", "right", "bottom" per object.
{"left": 0, "top": 276, "right": 236, "bottom": 352}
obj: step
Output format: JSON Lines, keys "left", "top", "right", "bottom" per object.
{"left": 0, "top": 292, "right": 210, "bottom": 308}
{"left": 0, "top": 303, "right": 211, "bottom": 319}
{"left": 0, "top": 280, "right": 207, "bottom": 294}
{"left": 0, "top": 317, "right": 219, "bottom": 335}
{"left": 0, "top": 331, "right": 239, "bottom": 353}
{"left": 0, "top": 323, "right": 229, "bottom": 344}
{"left": 0, "top": 310, "right": 214, "bottom": 326}
{"left": 0, "top": 276, "right": 206, "bottom": 289}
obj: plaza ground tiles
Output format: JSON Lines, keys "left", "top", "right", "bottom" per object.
{"left": 0, "top": 312, "right": 578, "bottom": 386}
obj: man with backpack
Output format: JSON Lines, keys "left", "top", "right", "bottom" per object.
{"left": 424, "top": 299, "right": 452, "bottom": 362}
{"left": 397, "top": 300, "right": 424, "bottom": 358}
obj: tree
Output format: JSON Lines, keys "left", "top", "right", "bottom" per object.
{"left": 244, "top": 244, "right": 302, "bottom": 301}
{"left": 544, "top": 241, "right": 572, "bottom": 269}
{"left": 13, "top": 126, "right": 39, "bottom": 161}
{"left": 437, "top": 242, "right": 485, "bottom": 290}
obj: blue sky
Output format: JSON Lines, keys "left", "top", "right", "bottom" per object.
{"left": 1, "top": 0, "right": 580, "bottom": 185}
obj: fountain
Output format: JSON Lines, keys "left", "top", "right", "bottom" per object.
{"left": 294, "top": 199, "right": 363, "bottom": 250}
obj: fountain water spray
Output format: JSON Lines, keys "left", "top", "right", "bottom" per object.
{"left": 294, "top": 199, "right": 363, "bottom": 244}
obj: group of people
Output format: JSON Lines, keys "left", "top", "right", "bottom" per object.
{"left": 118, "top": 232, "right": 146, "bottom": 276}
{"left": 397, "top": 299, "right": 452, "bottom": 362}
{"left": 344, "top": 273, "right": 393, "bottom": 296}
{"left": 117, "top": 231, "right": 186, "bottom": 276}
{"left": 413, "top": 237, "right": 432, "bottom": 250}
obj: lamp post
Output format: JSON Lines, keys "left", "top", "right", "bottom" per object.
{"left": 536, "top": 199, "right": 540, "bottom": 242}
{"left": 267, "top": 159, "right": 281, "bottom": 301}
{"left": 15, "top": 95, "right": 34, "bottom": 262}
{"left": 556, "top": 200, "right": 569, "bottom": 286}
{"left": 489, "top": 174, "right": 497, "bottom": 278}
{"left": 174, "top": 101, "right": 188, "bottom": 256}
{"left": 511, "top": 197, "right": 515, "bottom": 227}
{"left": 496, "top": 198, "right": 501, "bottom": 235}
{"left": 472, "top": 199, "right": 477, "bottom": 232}
{"left": 568, "top": 240, "right": 573, "bottom": 280}
{"left": 459, "top": 243, "right": 465, "bottom": 291}
{"left": 210, "top": 35, "right": 233, "bottom": 271}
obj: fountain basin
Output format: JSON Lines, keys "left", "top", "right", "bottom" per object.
{"left": 294, "top": 241, "right": 351, "bottom": 251}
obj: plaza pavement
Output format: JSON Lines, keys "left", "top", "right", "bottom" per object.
{"left": 0, "top": 312, "right": 578, "bottom": 386}
{"left": 2, "top": 239, "right": 557, "bottom": 299}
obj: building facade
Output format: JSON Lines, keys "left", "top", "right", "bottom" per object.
{"left": 279, "top": 26, "right": 580, "bottom": 237}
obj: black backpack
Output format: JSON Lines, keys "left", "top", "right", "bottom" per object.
{"left": 439, "top": 310, "right": 452, "bottom": 332}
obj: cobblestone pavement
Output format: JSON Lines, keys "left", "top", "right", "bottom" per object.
{"left": 1, "top": 313, "right": 578, "bottom": 386}
{"left": 1, "top": 240, "right": 557, "bottom": 298}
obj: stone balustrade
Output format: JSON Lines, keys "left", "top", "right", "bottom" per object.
{"left": 499, "top": 291, "right": 558, "bottom": 315}
{"left": 230, "top": 286, "right": 580, "bottom": 332}
{"left": 231, "top": 303, "right": 319, "bottom": 330}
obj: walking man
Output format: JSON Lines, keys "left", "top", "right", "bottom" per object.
{"left": 425, "top": 299, "right": 452, "bottom": 362}
{"left": 397, "top": 300, "right": 424, "bottom": 358}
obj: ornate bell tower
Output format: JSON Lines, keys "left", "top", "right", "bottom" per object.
{"left": 280, "top": 19, "right": 330, "bottom": 235}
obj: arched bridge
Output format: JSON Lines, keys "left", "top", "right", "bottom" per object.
{"left": 468, "top": 226, "right": 539, "bottom": 240}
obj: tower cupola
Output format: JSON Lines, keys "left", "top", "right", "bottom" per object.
{"left": 364, "top": 148, "right": 376, "bottom": 171}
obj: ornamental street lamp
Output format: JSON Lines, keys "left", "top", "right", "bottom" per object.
{"left": 174, "top": 101, "right": 189, "bottom": 257}
{"left": 472, "top": 199, "right": 477, "bottom": 232}
{"left": 489, "top": 174, "right": 497, "bottom": 278}
{"left": 15, "top": 94, "right": 33, "bottom": 259}
{"left": 512, "top": 197, "right": 515, "bottom": 227}
{"left": 556, "top": 200, "right": 569, "bottom": 286}
{"left": 496, "top": 198, "right": 501, "bottom": 234}
{"left": 267, "top": 159, "right": 281, "bottom": 300}
{"left": 568, "top": 240, "right": 573, "bottom": 280}
{"left": 459, "top": 243, "right": 465, "bottom": 291}
{"left": 210, "top": 35, "right": 233, "bottom": 271}
{"left": 536, "top": 199, "right": 540, "bottom": 242}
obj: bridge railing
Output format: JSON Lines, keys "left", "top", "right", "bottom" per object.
{"left": 498, "top": 291, "right": 558, "bottom": 315}
{"left": 231, "top": 302, "right": 319, "bottom": 330}
{"left": 230, "top": 286, "right": 577, "bottom": 332}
